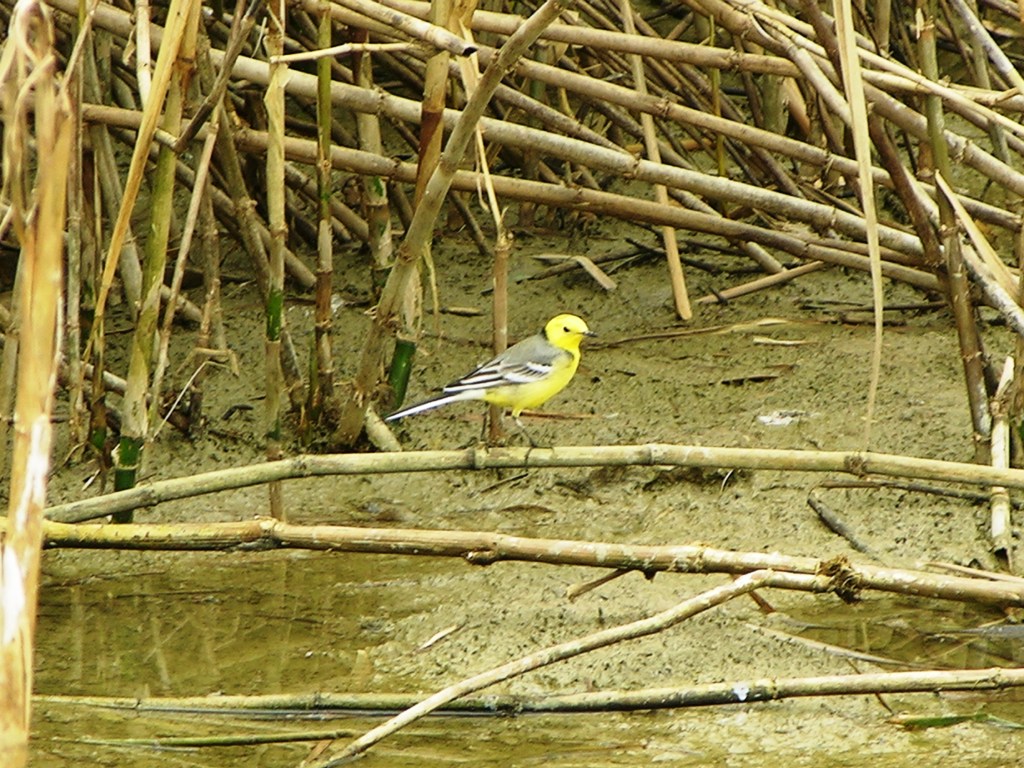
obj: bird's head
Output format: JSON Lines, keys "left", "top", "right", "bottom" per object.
{"left": 544, "top": 313, "right": 595, "bottom": 351}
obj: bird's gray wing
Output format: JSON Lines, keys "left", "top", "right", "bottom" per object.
{"left": 443, "top": 333, "right": 568, "bottom": 394}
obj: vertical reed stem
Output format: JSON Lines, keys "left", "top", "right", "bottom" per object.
{"left": 113, "top": 0, "right": 199, "bottom": 519}
{"left": 65, "top": 1, "right": 87, "bottom": 453}
{"left": 0, "top": 2, "right": 71, "bottom": 761}
{"left": 312, "top": 2, "right": 337, "bottom": 421}
{"left": 264, "top": 0, "right": 287, "bottom": 518}
{"left": 150, "top": 114, "right": 219, "bottom": 434}
{"left": 917, "top": 0, "right": 991, "bottom": 463}
{"left": 621, "top": 0, "right": 691, "bottom": 320}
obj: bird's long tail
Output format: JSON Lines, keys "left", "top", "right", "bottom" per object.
{"left": 384, "top": 393, "right": 467, "bottom": 421}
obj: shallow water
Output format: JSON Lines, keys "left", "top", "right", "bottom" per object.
{"left": 32, "top": 546, "right": 1024, "bottom": 767}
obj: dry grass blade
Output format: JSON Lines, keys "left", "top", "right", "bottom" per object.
{"left": 830, "top": 0, "right": 884, "bottom": 448}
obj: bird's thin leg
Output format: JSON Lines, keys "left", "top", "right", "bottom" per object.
{"left": 512, "top": 416, "right": 541, "bottom": 448}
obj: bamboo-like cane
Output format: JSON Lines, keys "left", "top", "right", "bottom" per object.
{"left": 37, "top": 518, "right": 1024, "bottom": 607}
{"left": 488, "top": 226, "right": 510, "bottom": 444}
{"left": 264, "top": 0, "right": 288, "bottom": 519}
{"left": 60, "top": 0, "right": 1024, "bottom": 239}
{"left": 621, "top": 0, "right": 690, "bottom": 320}
{"left": 947, "top": 0, "right": 1010, "bottom": 162}
{"left": 283, "top": 161, "right": 368, "bottom": 243}
{"left": 112, "top": 0, "right": 201, "bottom": 521}
{"left": 134, "top": 0, "right": 152, "bottom": 104}
{"left": 85, "top": 0, "right": 193, "bottom": 357}
{"left": 311, "top": 3, "right": 337, "bottom": 421}
{"left": 171, "top": 0, "right": 256, "bottom": 154}
{"left": 72, "top": 104, "right": 961, "bottom": 306}
{"left": 64, "top": 7, "right": 87, "bottom": 454}
{"left": 75, "top": 104, "right": 949, "bottom": 298}
{"left": 443, "top": 0, "right": 510, "bottom": 443}
{"left": 44, "top": 442, "right": 1024, "bottom": 523}
{"left": 918, "top": 0, "right": 992, "bottom": 465}
{"left": 34, "top": 664, "right": 1024, "bottom": 716}
{"left": 988, "top": 357, "right": 1014, "bottom": 569}
{"left": 188, "top": 176, "right": 230, "bottom": 426}
{"left": 51, "top": 0, "right": 1024, "bottom": 208}
{"left": 0, "top": 1, "right": 71, "bottom": 761}
{"left": 352, "top": 21, "right": 406, "bottom": 418}
{"left": 83, "top": 57, "right": 144, "bottom": 313}
{"left": 150, "top": 113, "right": 220, "bottom": 435}
{"left": 381, "top": 0, "right": 448, "bottom": 417}
{"left": 0, "top": 249, "right": 24, "bottom": 482}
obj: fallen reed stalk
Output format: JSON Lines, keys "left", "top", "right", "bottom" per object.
{"left": 78, "top": 102, "right": 946, "bottom": 294}
{"left": 36, "top": 664, "right": 1024, "bottom": 715}
{"left": 44, "top": 443, "right": 1024, "bottom": 523}
{"left": 40, "top": 519, "right": 1024, "bottom": 606}
{"left": 49, "top": 0, "right": 1023, "bottom": 242}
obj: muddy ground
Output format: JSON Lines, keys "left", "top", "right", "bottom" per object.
{"left": 29, "top": 220, "right": 1024, "bottom": 766}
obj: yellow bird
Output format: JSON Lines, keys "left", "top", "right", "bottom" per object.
{"left": 386, "top": 313, "right": 594, "bottom": 427}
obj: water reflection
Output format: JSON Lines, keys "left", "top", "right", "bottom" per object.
{"left": 32, "top": 549, "right": 1024, "bottom": 767}
{"left": 37, "top": 549, "right": 428, "bottom": 698}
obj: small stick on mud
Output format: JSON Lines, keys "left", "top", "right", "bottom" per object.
{"left": 808, "top": 487, "right": 880, "bottom": 559}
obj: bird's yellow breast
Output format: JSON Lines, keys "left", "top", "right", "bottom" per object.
{"left": 481, "top": 352, "right": 580, "bottom": 417}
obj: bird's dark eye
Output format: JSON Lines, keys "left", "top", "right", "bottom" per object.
{"left": 563, "top": 326, "right": 570, "bottom": 333}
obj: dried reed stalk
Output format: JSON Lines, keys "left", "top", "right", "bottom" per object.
{"left": 918, "top": 0, "right": 992, "bottom": 464}
{"left": 40, "top": 518, "right": 1024, "bottom": 607}
{"left": 111, "top": 0, "right": 200, "bottom": 521}
{"left": 0, "top": 1, "right": 71, "bottom": 762}
{"left": 44, "top": 442, "right": 1024, "bottom": 524}
{"left": 989, "top": 357, "right": 1015, "bottom": 568}
{"left": 264, "top": 0, "right": 288, "bottom": 519}
{"left": 86, "top": 0, "right": 193, "bottom": 351}
{"left": 35, "top": 664, "right": 1024, "bottom": 715}
{"left": 80, "top": 103, "right": 946, "bottom": 294}
{"left": 621, "top": 0, "right": 690, "bottom": 320}
{"left": 149, "top": 113, "right": 220, "bottom": 435}
{"left": 310, "top": 3, "right": 337, "bottom": 421}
